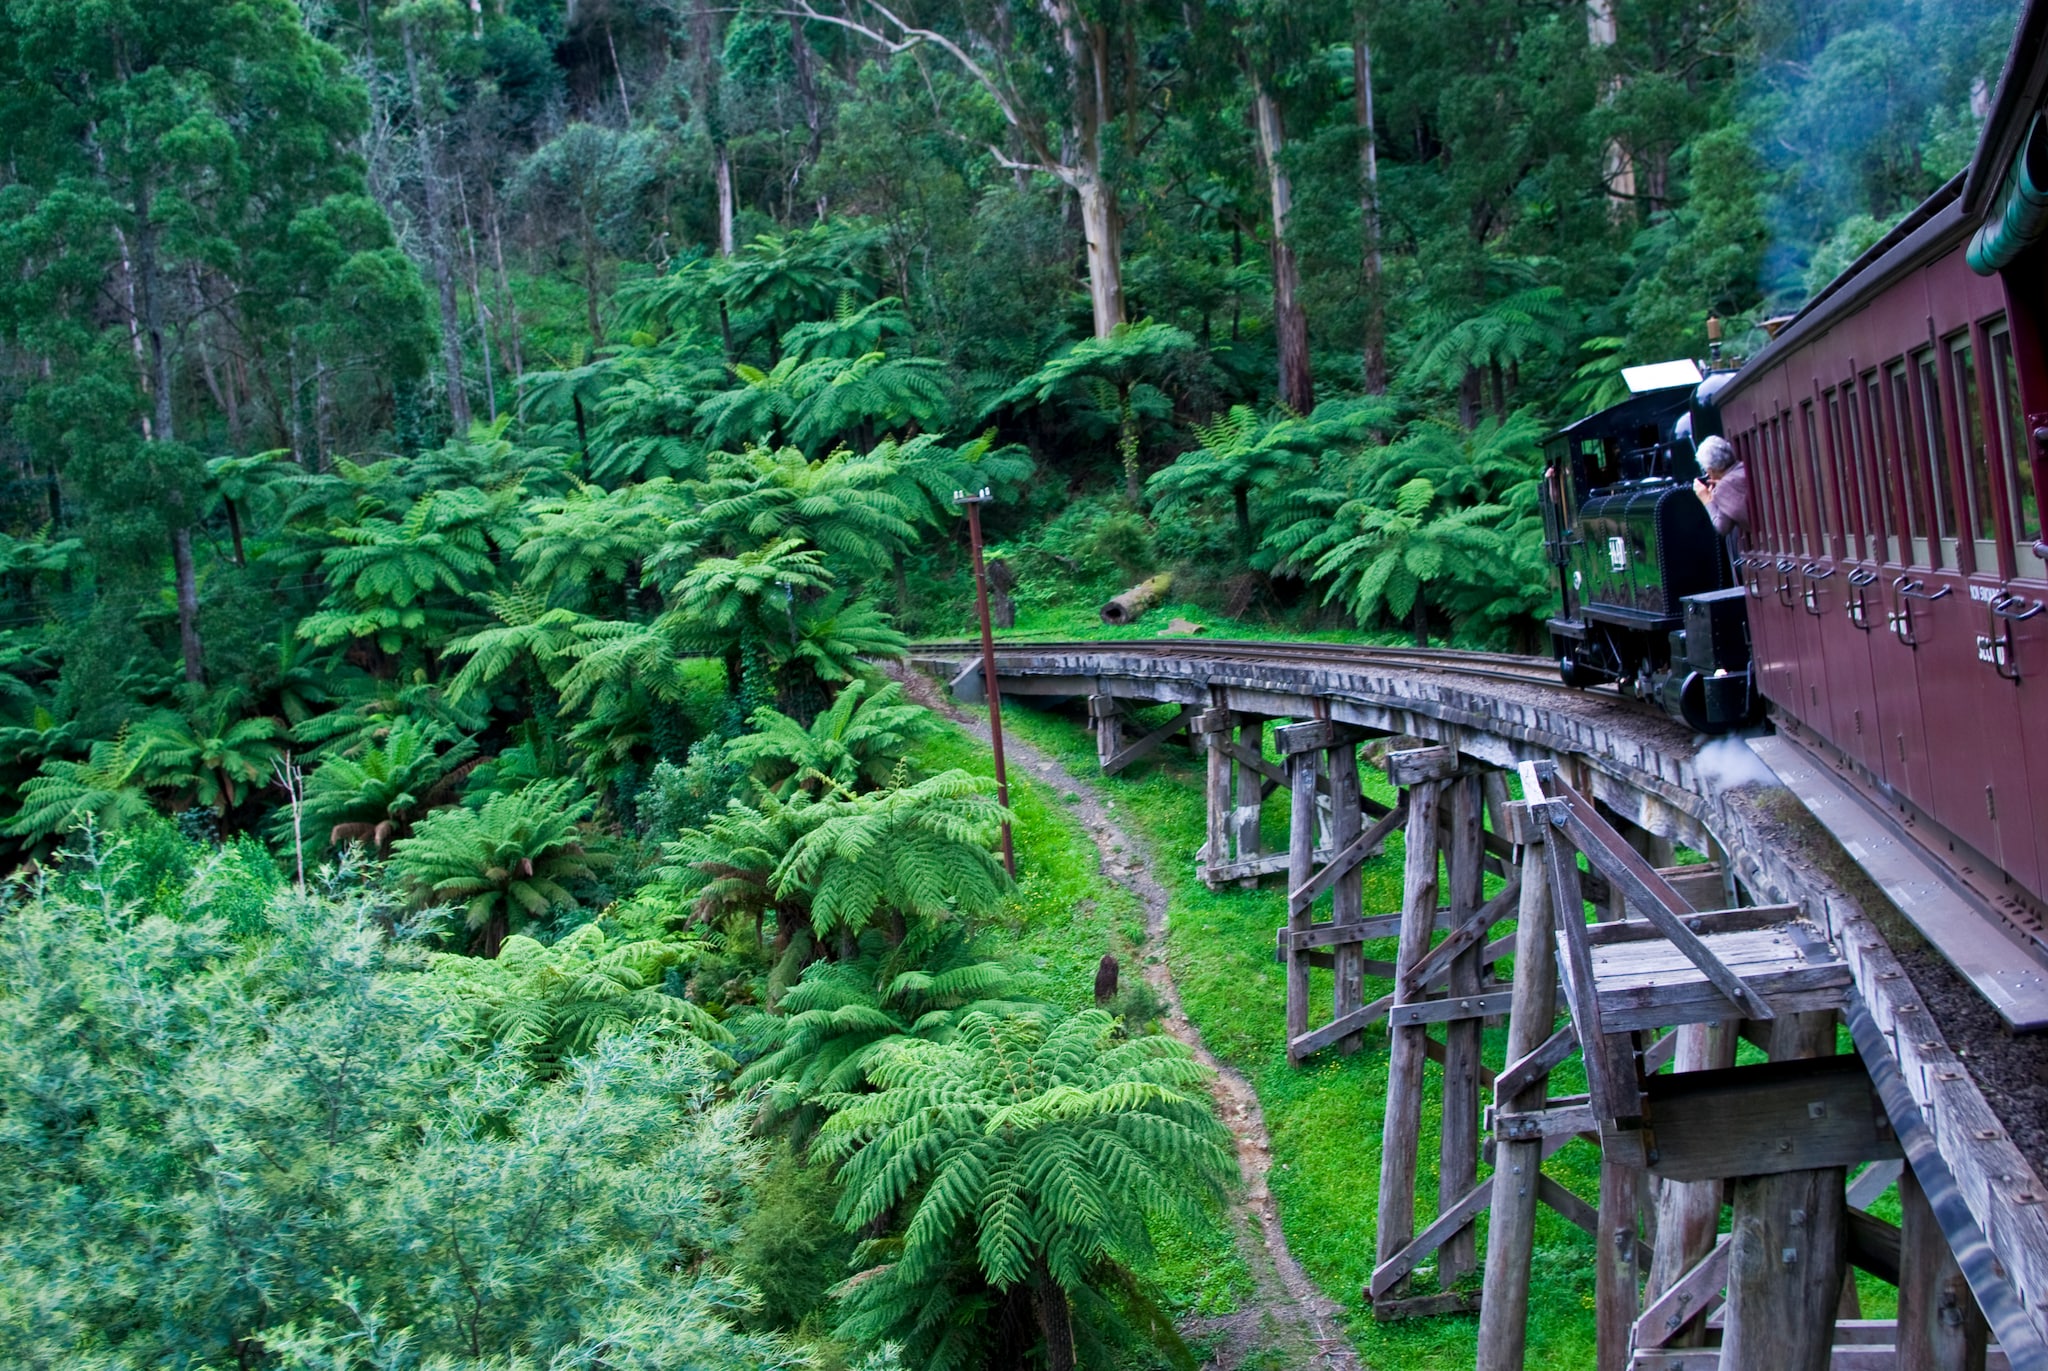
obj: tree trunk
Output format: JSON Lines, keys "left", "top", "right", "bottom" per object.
{"left": 715, "top": 143, "right": 736, "bottom": 257}
{"left": 788, "top": 16, "right": 824, "bottom": 207}
{"left": 403, "top": 20, "right": 472, "bottom": 435}
{"left": 225, "top": 500, "right": 246, "bottom": 567}
{"left": 1118, "top": 388, "right": 1142, "bottom": 505}
{"left": 1075, "top": 171, "right": 1124, "bottom": 339}
{"left": 1252, "top": 73, "right": 1313, "bottom": 414}
{"left": 1412, "top": 595, "right": 1428, "bottom": 646}
{"left": 171, "top": 527, "right": 205, "bottom": 682}
{"left": 1355, "top": 8, "right": 1387, "bottom": 395}
{"left": 581, "top": 208, "right": 605, "bottom": 346}
{"left": 1035, "top": 1275, "right": 1077, "bottom": 1371}
{"left": 1233, "top": 483, "right": 1253, "bottom": 560}
{"left": 133, "top": 209, "right": 207, "bottom": 685}
{"left": 1586, "top": 0, "right": 1636, "bottom": 214}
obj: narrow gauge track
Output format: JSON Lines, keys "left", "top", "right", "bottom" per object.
{"left": 913, "top": 636, "right": 1582, "bottom": 693}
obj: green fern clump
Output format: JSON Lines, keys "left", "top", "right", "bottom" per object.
{"left": 390, "top": 779, "right": 614, "bottom": 954}
{"left": 429, "top": 922, "right": 731, "bottom": 1076}
{"left": 819, "top": 1007, "right": 1232, "bottom": 1369}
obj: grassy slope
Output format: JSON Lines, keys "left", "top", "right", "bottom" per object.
{"left": 910, "top": 728, "right": 1258, "bottom": 1335}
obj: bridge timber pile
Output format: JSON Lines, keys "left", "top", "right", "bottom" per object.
{"left": 911, "top": 637, "right": 2048, "bottom": 1371}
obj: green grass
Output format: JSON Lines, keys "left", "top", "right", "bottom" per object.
{"left": 936, "top": 697, "right": 1607, "bottom": 1368}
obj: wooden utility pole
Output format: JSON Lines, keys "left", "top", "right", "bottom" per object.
{"left": 957, "top": 488, "right": 1015, "bottom": 876}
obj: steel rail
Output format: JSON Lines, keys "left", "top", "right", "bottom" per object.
{"left": 910, "top": 637, "right": 1576, "bottom": 692}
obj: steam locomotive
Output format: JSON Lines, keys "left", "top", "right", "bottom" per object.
{"left": 1540, "top": 362, "right": 1760, "bottom": 735}
{"left": 1543, "top": 0, "right": 2048, "bottom": 922}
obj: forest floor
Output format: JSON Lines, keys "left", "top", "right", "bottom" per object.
{"left": 895, "top": 664, "right": 1362, "bottom": 1371}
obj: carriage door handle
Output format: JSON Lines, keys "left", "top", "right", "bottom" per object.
{"left": 1891, "top": 578, "right": 1950, "bottom": 648}
{"left": 1845, "top": 568, "right": 1878, "bottom": 630}
{"left": 1800, "top": 563, "right": 1834, "bottom": 616}
{"left": 1736, "top": 553, "right": 1766, "bottom": 600}
{"left": 1776, "top": 558, "right": 1798, "bottom": 607}
{"left": 1984, "top": 592, "right": 2044, "bottom": 680}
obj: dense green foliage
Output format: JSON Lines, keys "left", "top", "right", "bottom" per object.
{"left": 0, "top": 0, "right": 2021, "bottom": 1366}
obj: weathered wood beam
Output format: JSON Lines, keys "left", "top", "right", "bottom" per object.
{"left": 1557, "top": 789, "right": 1776, "bottom": 1022}
{"left": 1584, "top": 903, "right": 1803, "bottom": 945}
{"left": 1634, "top": 1234, "right": 1731, "bottom": 1351}
{"left": 1384, "top": 744, "right": 1460, "bottom": 786}
{"left": 1400, "top": 876, "right": 1522, "bottom": 998}
{"left": 1101, "top": 703, "right": 1193, "bottom": 775}
{"left": 1368, "top": 1176, "right": 1493, "bottom": 1298}
{"left": 1375, "top": 776, "right": 1444, "bottom": 1292}
{"left": 1274, "top": 717, "right": 1372, "bottom": 755}
{"left": 1388, "top": 989, "right": 1516, "bottom": 1027}
{"left": 1492, "top": 1023, "right": 1578, "bottom": 1105}
{"left": 1494, "top": 1097, "right": 1599, "bottom": 1141}
{"left": 1286, "top": 799, "right": 1408, "bottom": 911}
{"left": 1641, "top": 1053, "right": 1901, "bottom": 1183}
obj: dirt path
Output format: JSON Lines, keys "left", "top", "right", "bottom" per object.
{"left": 894, "top": 667, "right": 1364, "bottom": 1371}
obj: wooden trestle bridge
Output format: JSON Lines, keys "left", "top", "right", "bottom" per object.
{"left": 913, "top": 638, "right": 2048, "bottom": 1371}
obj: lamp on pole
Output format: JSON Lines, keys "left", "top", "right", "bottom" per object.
{"left": 954, "top": 486, "right": 1014, "bottom": 876}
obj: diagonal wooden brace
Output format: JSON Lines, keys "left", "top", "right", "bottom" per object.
{"left": 1102, "top": 703, "right": 1194, "bottom": 775}
{"left": 1287, "top": 795, "right": 1409, "bottom": 910}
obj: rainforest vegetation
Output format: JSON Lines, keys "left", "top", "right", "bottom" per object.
{"left": 0, "top": 0, "right": 2023, "bottom": 1367}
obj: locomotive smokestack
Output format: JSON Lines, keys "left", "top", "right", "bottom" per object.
{"left": 1705, "top": 314, "right": 1723, "bottom": 366}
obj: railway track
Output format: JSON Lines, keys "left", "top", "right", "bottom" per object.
{"left": 911, "top": 635, "right": 1579, "bottom": 692}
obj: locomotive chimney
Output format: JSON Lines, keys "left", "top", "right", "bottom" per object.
{"left": 1705, "top": 314, "right": 1723, "bottom": 366}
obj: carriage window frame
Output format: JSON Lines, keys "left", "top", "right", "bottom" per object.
{"left": 1796, "top": 405, "right": 1827, "bottom": 556}
{"left": 1948, "top": 332, "right": 1999, "bottom": 576}
{"left": 1815, "top": 395, "right": 1854, "bottom": 559}
{"left": 1862, "top": 371, "right": 1901, "bottom": 565}
{"left": 1912, "top": 347, "right": 1960, "bottom": 568}
{"left": 1987, "top": 319, "right": 2041, "bottom": 579}
{"left": 1886, "top": 361, "right": 1934, "bottom": 566}
{"left": 1777, "top": 413, "right": 1805, "bottom": 556}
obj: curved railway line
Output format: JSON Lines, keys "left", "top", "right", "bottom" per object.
{"left": 910, "top": 633, "right": 2048, "bottom": 1368}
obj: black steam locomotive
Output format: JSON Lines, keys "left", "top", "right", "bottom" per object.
{"left": 1540, "top": 368, "right": 1761, "bottom": 734}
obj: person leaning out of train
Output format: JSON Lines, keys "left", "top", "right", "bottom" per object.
{"left": 1692, "top": 435, "right": 1750, "bottom": 542}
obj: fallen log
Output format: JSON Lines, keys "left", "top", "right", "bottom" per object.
{"left": 1100, "top": 573, "right": 1171, "bottom": 625}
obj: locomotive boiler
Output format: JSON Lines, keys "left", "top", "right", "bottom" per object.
{"left": 1540, "top": 366, "right": 1762, "bottom": 734}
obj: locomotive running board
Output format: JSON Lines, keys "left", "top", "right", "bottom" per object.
{"left": 1748, "top": 733, "right": 2048, "bottom": 1032}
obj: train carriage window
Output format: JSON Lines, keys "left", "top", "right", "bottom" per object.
{"left": 1861, "top": 373, "right": 1897, "bottom": 564}
{"left": 1797, "top": 408, "right": 1828, "bottom": 555}
{"left": 1887, "top": 362, "right": 1933, "bottom": 566}
{"left": 1914, "top": 347, "right": 1960, "bottom": 567}
{"left": 1989, "top": 322, "right": 2042, "bottom": 572}
{"left": 1777, "top": 414, "right": 1806, "bottom": 555}
{"left": 1814, "top": 398, "right": 1853, "bottom": 558}
{"left": 1949, "top": 336, "right": 2000, "bottom": 574}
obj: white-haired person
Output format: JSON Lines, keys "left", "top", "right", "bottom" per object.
{"left": 1692, "top": 435, "right": 1749, "bottom": 556}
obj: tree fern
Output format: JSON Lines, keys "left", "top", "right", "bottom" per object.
{"left": 430, "top": 922, "right": 731, "bottom": 1076}
{"left": 727, "top": 678, "right": 934, "bottom": 798}
{"left": 820, "top": 1007, "right": 1231, "bottom": 1369}
{"left": 390, "top": 779, "right": 613, "bottom": 955}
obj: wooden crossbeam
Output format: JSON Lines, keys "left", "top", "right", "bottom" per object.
{"left": 1584, "top": 904, "right": 1802, "bottom": 946}
{"left": 1493, "top": 1097, "right": 1598, "bottom": 1141}
{"left": 1640, "top": 1054, "right": 1902, "bottom": 1182}
{"left": 1277, "top": 911, "right": 1406, "bottom": 953}
{"left": 1847, "top": 1159, "right": 1905, "bottom": 1210}
{"left": 1102, "top": 704, "right": 1193, "bottom": 775}
{"left": 1389, "top": 989, "right": 1516, "bottom": 1027}
{"left": 1288, "top": 1005, "right": 1378, "bottom": 1059}
{"left": 1287, "top": 797, "right": 1409, "bottom": 908}
{"left": 1400, "top": 877, "right": 1523, "bottom": 997}
{"left": 1385, "top": 745, "right": 1460, "bottom": 786}
{"left": 1274, "top": 718, "right": 1372, "bottom": 754}
{"left": 1202, "top": 851, "right": 1293, "bottom": 882}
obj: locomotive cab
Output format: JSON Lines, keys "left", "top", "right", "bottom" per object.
{"left": 1543, "top": 366, "right": 1761, "bottom": 731}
